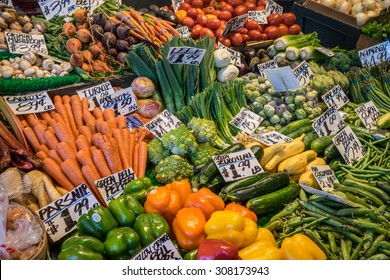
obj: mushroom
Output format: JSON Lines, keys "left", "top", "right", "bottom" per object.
{"left": 51, "top": 64, "right": 62, "bottom": 75}
{"left": 11, "top": 62, "right": 19, "bottom": 70}
{"left": 42, "top": 59, "right": 54, "bottom": 70}
{"left": 35, "top": 57, "right": 42, "bottom": 67}
{"left": 15, "top": 73, "right": 26, "bottom": 79}
{"left": 22, "top": 51, "right": 37, "bottom": 65}
{"left": 19, "top": 59, "right": 32, "bottom": 71}
{"left": 13, "top": 69, "right": 22, "bottom": 75}
{"left": 1, "top": 60, "right": 11, "bottom": 66}
{"left": 1, "top": 66, "right": 14, "bottom": 79}
{"left": 36, "top": 69, "right": 45, "bottom": 78}
{"left": 60, "top": 62, "right": 73, "bottom": 73}
{"left": 24, "top": 67, "right": 36, "bottom": 77}
{"left": 59, "top": 71, "right": 69, "bottom": 76}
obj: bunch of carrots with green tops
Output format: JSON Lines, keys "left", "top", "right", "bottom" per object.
{"left": 17, "top": 94, "right": 152, "bottom": 205}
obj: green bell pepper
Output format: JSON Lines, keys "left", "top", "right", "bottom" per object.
{"left": 58, "top": 236, "right": 105, "bottom": 260}
{"left": 123, "top": 177, "right": 152, "bottom": 204}
{"left": 77, "top": 205, "right": 118, "bottom": 241}
{"left": 184, "top": 249, "right": 198, "bottom": 260}
{"left": 104, "top": 227, "right": 142, "bottom": 260}
{"left": 133, "top": 212, "right": 170, "bottom": 247}
{"left": 124, "top": 194, "right": 144, "bottom": 216}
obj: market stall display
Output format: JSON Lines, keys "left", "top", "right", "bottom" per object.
{"left": 0, "top": 0, "right": 390, "bottom": 261}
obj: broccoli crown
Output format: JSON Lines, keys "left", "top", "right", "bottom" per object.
{"left": 154, "top": 154, "right": 194, "bottom": 185}
{"left": 187, "top": 117, "right": 218, "bottom": 145}
{"left": 189, "top": 142, "right": 219, "bottom": 168}
{"left": 161, "top": 124, "right": 198, "bottom": 156}
{"left": 147, "top": 137, "right": 170, "bottom": 165}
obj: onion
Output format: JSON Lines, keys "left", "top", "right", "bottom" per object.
{"left": 320, "top": 0, "right": 336, "bottom": 8}
{"left": 335, "top": 0, "right": 352, "bottom": 14}
{"left": 349, "top": 0, "right": 361, "bottom": 6}
{"left": 351, "top": 3, "right": 367, "bottom": 16}
{"left": 355, "top": 12, "right": 368, "bottom": 27}
{"left": 363, "top": 0, "right": 376, "bottom": 10}
{"left": 366, "top": 9, "right": 379, "bottom": 18}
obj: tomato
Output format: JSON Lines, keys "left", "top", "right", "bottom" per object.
{"left": 196, "top": 14, "right": 208, "bottom": 26}
{"left": 227, "top": 0, "right": 243, "bottom": 8}
{"left": 200, "top": 27, "right": 215, "bottom": 38}
{"left": 264, "top": 25, "right": 280, "bottom": 40}
{"left": 192, "top": 0, "right": 205, "bottom": 8}
{"left": 267, "top": 13, "right": 282, "bottom": 26}
{"left": 184, "top": 0, "right": 192, "bottom": 3}
{"left": 203, "top": 0, "right": 212, "bottom": 3}
{"left": 255, "top": 5, "right": 265, "bottom": 10}
{"left": 215, "top": 27, "right": 224, "bottom": 38}
{"left": 257, "top": 25, "right": 263, "bottom": 33}
{"left": 186, "top": 7, "right": 199, "bottom": 19}
{"left": 220, "top": 20, "right": 227, "bottom": 29}
{"left": 248, "top": 29, "right": 262, "bottom": 41}
{"left": 218, "top": 10, "right": 232, "bottom": 21}
{"left": 288, "top": 24, "right": 301, "bottom": 35}
{"left": 259, "top": 33, "right": 268, "bottom": 40}
{"left": 246, "top": 0, "right": 257, "bottom": 3}
{"left": 281, "top": 12, "right": 297, "bottom": 26}
{"left": 176, "top": 10, "right": 188, "bottom": 24}
{"left": 182, "top": 16, "right": 195, "bottom": 28}
{"left": 232, "top": 5, "right": 248, "bottom": 17}
{"left": 206, "top": 13, "right": 218, "bottom": 19}
{"left": 179, "top": 2, "right": 192, "bottom": 11}
{"left": 213, "top": 10, "right": 222, "bottom": 18}
{"left": 239, "top": 27, "right": 248, "bottom": 34}
{"left": 207, "top": 18, "right": 221, "bottom": 30}
{"left": 278, "top": 24, "right": 289, "bottom": 36}
{"left": 222, "top": 4, "right": 234, "bottom": 13}
{"left": 204, "top": 6, "right": 215, "bottom": 14}
{"left": 191, "top": 24, "right": 203, "bottom": 39}
{"left": 243, "top": 2, "right": 257, "bottom": 10}
{"left": 228, "top": 32, "right": 243, "bottom": 47}
{"left": 245, "top": 20, "right": 259, "bottom": 30}
{"left": 242, "top": 33, "right": 250, "bottom": 43}
{"left": 197, "top": 8, "right": 205, "bottom": 14}
{"left": 257, "top": 0, "right": 267, "bottom": 6}
{"left": 218, "top": 36, "right": 231, "bottom": 47}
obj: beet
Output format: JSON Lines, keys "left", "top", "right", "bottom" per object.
{"left": 91, "top": 24, "right": 104, "bottom": 40}
{"left": 101, "top": 32, "right": 117, "bottom": 48}
{"left": 104, "top": 19, "right": 118, "bottom": 33}
{"left": 116, "top": 24, "right": 131, "bottom": 39}
{"left": 93, "top": 12, "right": 107, "bottom": 27}
{"left": 108, "top": 47, "right": 118, "bottom": 57}
{"left": 116, "top": 39, "right": 130, "bottom": 52}
{"left": 126, "top": 35, "right": 140, "bottom": 46}
{"left": 116, "top": 52, "right": 127, "bottom": 65}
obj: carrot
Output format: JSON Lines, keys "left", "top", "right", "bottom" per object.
{"left": 129, "top": 132, "right": 136, "bottom": 168}
{"left": 37, "top": 144, "right": 50, "bottom": 154}
{"left": 76, "top": 149, "right": 93, "bottom": 167}
{"left": 23, "top": 126, "right": 40, "bottom": 152}
{"left": 93, "top": 107, "right": 104, "bottom": 120}
{"left": 81, "top": 164, "right": 105, "bottom": 205}
{"left": 137, "top": 126, "right": 149, "bottom": 142}
{"left": 71, "top": 95, "right": 84, "bottom": 129}
{"left": 101, "top": 141, "right": 122, "bottom": 174}
{"left": 99, "top": 121, "right": 113, "bottom": 138}
{"left": 57, "top": 141, "right": 77, "bottom": 162}
{"left": 54, "top": 102, "right": 71, "bottom": 131}
{"left": 81, "top": 97, "right": 90, "bottom": 114}
{"left": 113, "top": 128, "right": 129, "bottom": 169}
{"left": 61, "top": 159, "right": 88, "bottom": 187}
{"left": 62, "top": 95, "right": 71, "bottom": 104}
{"left": 91, "top": 148, "right": 112, "bottom": 178}
{"left": 121, "top": 128, "right": 131, "bottom": 169}
{"left": 116, "top": 115, "right": 127, "bottom": 129}
{"left": 90, "top": 145, "right": 98, "bottom": 154}
{"left": 94, "top": 118, "right": 104, "bottom": 134}
{"left": 36, "top": 150, "right": 48, "bottom": 160}
{"left": 39, "top": 111, "right": 53, "bottom": 123}
{"left": 52, "top": 112, "right": 66, "bottom": 125}
{"left": 33, "top": 122, "right": 47, "bottom": 145}
{"left": 19, "top": 119, "right": 29, "bottom": 128}
{"left": 64, "top": 102, "right": 78, "bottom": 137}
{"left": 48, "top": 149, "right": 63, "bottom": 166}
{"left": 137, "top": 141, "right": 148, "bottom": 178}
{"left": 53, "top": 95, "right": 63, "bottom": 104}
{"left": 25, "top": 114, "right": 40, "bottom": 127}
{"left": 47, "top": 118, "right": 57, "bottom": 127}
{"left": 78, "top": 126, "right": 92, "bottom": 145}
{"left": 42, "top": 157, "right": 74, "bottom": 191}
{"left": 109, "top": 137, "right": 123, "bottom": 170}
{"left": 85, "top": 119, "right": 96, "bottom": 134}
{"left": 76, "top": 134, "right": 90, "bottom": 151}
{"left": 103, "top": 108, "right": 116, "bottom": 130}
{"left": 52, "top": 121, "right": 77, "bottom": 151}
{"left": 43, "top": 129, "right": 60, "bottom": 150}
{"left": 91, "top": 133, "right": 105, "bottom": 148}
{"left": 132, "top": 142, "right": 139, "bottom": 175}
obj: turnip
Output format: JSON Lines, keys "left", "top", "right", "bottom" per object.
{"left": 81, "top": 50, "right": 94, "bottom": 62}
{"left": 131, "top": 77, "right": 155, "bottom": 99}
{"left": 74, "top": 9, "right": 89, "bottom": 23}
{"left": 89, "top": 41, "right": 104, "bottom": 57}
{"left": 66, "top": 38, "right": 82, "bottom": 54}
{"left": 62, "top": 22, "right": 76, "bottom": 37}
{"left": 77, "top": 28, "right": 92, "bottom": 44}
{"left": 70, "top": 53, "right": 84, "bottom": 67}
{"left": 136, "top": 99, "right": 163, "bottom": 118}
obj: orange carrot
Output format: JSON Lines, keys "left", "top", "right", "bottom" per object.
{"left": 81, "top": 164, "right": 105, "bottom": 205}
{"left": 25, "top": 114, "right": 40, "bottom": 127}
{"left": 132, "top": 142, "right": 139, "bottom": 175}
{"left": 52, "top": 112, "right": 66, "bottom": 125}
{"left": 48, "top": 149, "right": 63, "bottom": 166}
{"left": 76, "top": 135, "right": 90, "bottom": 151}
{"left": 57, "top": 141, "right": 77, "bottom": 162}
{"left": 94, "top": 118, "right": 104, "bottom": 134}
{"left": 52, "top": 121, "right": 76, "bottom": 151}
{"left": 39, "top": 111, "right": 53, "bottom": 122}
{"left": 42, "top": 157, "right": 74, "bottom": 191}
{"left": 109, "top": 137, "right": 123, "bottom": 170}
{"left": 70, "top": 95, "right": 84, "bottom": 129}
{"left": 47, "top": 118, "right": 57, "bottom": 127}
{"left": 103, "top": 108, "right": 116, "bottom": 130}
{"left": 64, "top": 102, "right": 78, "bottom": 137}
{"left": 116, "top": 115, "right": 127, "bottom": 129}
{"left": 91, "top": 148, "right": 112, "bottom": 178}
{"left": 76, "top": 149, "right": 94, "bottom": 167}
{"left": 137, "top": 141, "right": 148, "bottom": 178}
{"left": 36, "top": 150, "right": 48, "bottom": 160}
{"left": 43, "top": 130, "right": 60, "bottom": 150}
{"left": 129, "top": 132, "right": 136, "bottom": 168}
{"left": 99, "top": 121, "right": 113, "bottom": 138}
{"left": 61, "top": 159, "right": 88, "bottom": 188}
{"left": 37, "top": 144, "right": 50, "bottom": 154}
{"left": 78, "top": 125, "right": 92, "bottom": 145}
{"left": 85, "top": 119, "right": 96, "bottom": 134}
{"left": 113, "top": 128, "right": 129, "bottom": 169}
{"left": 93, "top": 107, "right": 104, "bottom": 120}
{"left": 53, "top": 95, "right": 63, "bottom": 104}
{"left": 101, "top": 141, "right": 122, "bottom": 174}
{"left": 90, "top": 145, "right": 98, "bottom": 154}
{"left": 23, "top": 126, "right": 40, "bottom": 152}
{"left": 19, "top": 119, "right": 29, "bottom": 128}
{"left": 121, "top": 128, "right": 131, "bottom": 169}
{"left": 91, "top": 133, "right": 105, "bottom": 149}
{"left": 81, "top": 97, "right": 90, "bottom": 114}
{"left": 137, "top": 126, "right": 149, "bottom": 142}
{"left": 62, "top": 95, "right": 71, "bottom": 104}
{"left": 54, "top": 102, "right": 71, "bottom": 131}
{"left": 33, "top": 123, "right": 47, "bottom": 145}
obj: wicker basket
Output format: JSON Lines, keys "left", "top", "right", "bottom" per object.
{"left": 28, "top": 213, "right": 48, "bottom": 260}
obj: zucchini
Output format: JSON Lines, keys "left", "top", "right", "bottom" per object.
{"left": 286, "top": 125, "right": 314, "bottom": 139}
{"left": 303, "top": 132, "right": 319, "bottom": 150}
{"left": 277, "top": 119, "right": 313, "bottom": 135}
{"left": 246, "top": 182, "right": 301, "bottom": 216}
{"left": 310, "top": 135, "right": 334, "bottom": 154}
{"left": 324, "top": 143, "right": 340, "bottom": 159}
{"left": 225, "top": 172, "right": 290, "bottom": 203}
{"left": 250, "top": 144, "right": 264, "bottom": 162}
{"left": 205, "top": 174, "right": 226, "bottom": 194}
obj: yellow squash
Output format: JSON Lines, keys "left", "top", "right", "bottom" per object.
{"left": 298, "top": 170, "right": 320, "bottom": 189}
{"left": 277, "top": 150, "right": 317, "bottom": 175}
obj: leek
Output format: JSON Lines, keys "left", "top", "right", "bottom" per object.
{"left": 285, "top": 46, "right": 300, "bottom": 61}
{"left": 267, "top": 44, "right": 278, "bottom": 58}
{"left": 274, "top": 52, "right": 287, "bottom": 63}
{"left": 273, "top": 32, "right": 320, "bottom": 51}
{"left": 299, "top": 46, "right": 327, "bottom": 61}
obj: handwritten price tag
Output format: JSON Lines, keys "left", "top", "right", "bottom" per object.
{"left": 171, "top": 0, "right": 184, "bottom": 12}
{"left": 167, "top": 47, "right": 206, "bottom": 66}
{"left": 0, "top": 0, "right": 13, "bottom": 7}
{"left": 293, "top": 61, "right": 314, "bottom": 87}
{"left": 248, "top": 10, "right": 267, "bottom": 24}
{"left": 333, "top": 126, "right": 366, "bottom": 166}
{"left": 222, "top": 13, "right": 248, "bottom": 36}
{"left": 132, "top": 234, "right": 182, "bottom": 260}
{"left": 76, "top": 81, "right": 114, "bottom": 110}
{"left": 312, "top": 107, "right": 345, "bottom": 137}
{"left": 144, "top": 110, "right": 183, "bottom": 139}
{"left": 321, "top": 85, "right": 349, "bottom": 110}
{"left": 212, "top": 149, "right": 264, "bottom": 182}
{"left": 97, "top": 87, "right": 138, "bottom": 117}
{"left": 300, "top": 184, "right": 351, "bottom": 206}
{"left": 358, "top": 41, "right": 390, "bottom": 67}
{"left": 229, "top": 108, "right": 263, "bottom": 135}
{"left": 251, "top": 131, "right": 293, "bottom": 146}
{"left": 355, "top": 101, "right": 381, "bottom": 130}
{"left": 37, "top": 184, "right": 100, "bottom": 243}
{"left": 176, "top": 26, "right": 191, "bottom": 39}
{"left": 5, "top": 32, "right": 48, "bottom": 55}
{"left": 3, "top": 92, "right": 54, "bottom": 115}
{"left": 38, "top": 0, "right": 77, "bottom": 20}
{"left": 257, "top": 59, "right": 278, "bottom": 78}
{"left": 311, "top": 165, "right": 339, "bottom": 192}
{"left": 266, "top": 0, "right": 283, "bottom": 15}
{"left": 76, "top": 0, "right": 92, "bottom": 10}
{"left": 217, "top": 42, "right": 242, "bottom": 67}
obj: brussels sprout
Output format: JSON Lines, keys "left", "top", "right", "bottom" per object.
{"left": 263, "top": 94, "right": 272, "bottom": 102}
{"left": 282, "top": 111, "right": 293, "bottom": 121}
{"left": 285, "top": 95, "right": 295, "bottom": 104}
{"left": 258, "top": 110, "right": 266, "bottom": 118}
{"left": 257, "top": 83, "right": 267, "bottom": 94}
{"left": 279, "top": 118, "right": 287, "bottom": 126}
{"left": 304, "top": 106, "right": 312, "bottom": 115}
{"left": 306, "top": 90, "right": 318, "bottom": 101}
{"left": 312, "top": 107, "right": 323, "bottom": 117}
{"left": 262, "top": 120, "right": 271, "bottom": 127}
{"left": 293, "top": 88, "right": 305, "bottom": 96}
{"left": 294, "top": 95, "right": 306, "bottom": 107}
{"left": 246, "top": 72, "right": 257, "bottom": 80}
{"left": 252, "top": 101, "right": 264, "bottom": 113}
{"left": 245, "top": 83, "right": 256, "bottom": 91}
{"left": 295, "top": 109, "right": 307, "bottom": 120}
{"left": 257, "top": 77, "right": 266, "bottom": 83}
{"left": 269, "top": 115, "right": 280, "bottom": 125}
{"left": 264, "top": 104, "right": 276, "bottom": 118}
{"left": 274, "top": 124, "right": 282, "bottom": 131}
{"left": 307, "top": 114, "right": 315, "bottom": 119}
{"left": 287, "top": 103, "right": 296, "bottom": 112}
{"left": 267, "top": 100, "right": 277, "bottom": 106}
{"left": 255, "top": 96, "right": 268, "bottom": 105}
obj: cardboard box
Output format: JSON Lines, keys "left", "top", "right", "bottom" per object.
{"left": 356, "top": 34, "right": 383, "bottom": 50}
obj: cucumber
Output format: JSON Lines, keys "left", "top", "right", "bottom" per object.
{"left": 205, "top": 175, "right": 226, "bottom": 194}
{"left": 324, "top": 143, "right": 340, "bottom": 159}
{"left": 310, "top": 135, "right": 334, "bottom": 154}
{"left": 246, "top": 182, "right": 301, "bottom": 216}
{"left": 225, "top": 172, "right": 290, "bottom": 203}
{"left": 250, "top": 144, "right": 264, "bottom": 162}
{"left": 303, "top": 132, "right": 319, "bottom": 150}
{"left": 219, "top": 172, "right": 270, "bottom": 199}
{"left": 286, "top": 125, "right": 314, "bottom": 139}
{"left": 277, "top": 119, "right": 313, "bottom": 135}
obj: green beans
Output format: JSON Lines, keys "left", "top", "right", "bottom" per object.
{"left": 351, "top": 240, "right": 365, "bottom": 260}
{"left": 328, "top": 232, "right": 338, "bottom": 255}
{"left": 379, "top": 241, "right": 390, "bottom": 250}
{"left": 285, "top": 217, "right": 316, "bottom": 228}
{"left": 367, "top": 253, "right": 389, "bottom": 260}
{"left": 365, "top": 234, "right": 386, "bottom": 258}
{"left": 342, "top": 179, "right": 390, "bottom": 204}
{"left": 340, "top": 238, "right": 351, "bottom": 260}
{"left": 268, "top": 200, "right": 301, "bottom": 224}
{"left": 264, "top": 220, "right": 282, "bottom": 231}
{"left": 335, "top": 208, "right": 371, "bottom": 217}
{"left": 335, "top": 184, "right": 385, "bottom": 207}
{"left": 304, "top": 229, "right": 336, "bottom": 260}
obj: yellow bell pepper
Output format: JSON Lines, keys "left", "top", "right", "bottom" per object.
{"left": 204, "top": 210, "right": 257, "bottom": 249}
{"left": 239, "top": 228, "right": 281, "bottom": 260}
{"left": 280, "top": 233, "right": 327, "bottom": 260}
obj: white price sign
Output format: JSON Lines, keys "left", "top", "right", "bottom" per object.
{"left": 311, "top": 165, "right": 339, "bottom": 192}
{"left": 355, "top": 101, "right": 381, "bottom": 130}
{"left": 5, "top": 32, "right": 48, "bottom": 55}
{"left": 38, "top": 0, "right": 77, "bottom": 20}
{"left": 76, "top": 0, "right": 92, "bottom": 10}
{"left": 257, "top": 58, "right": 278, "bottom": 78}
{"left": 266, "top": 0, "right": 283, "bottom": 15}
{"left": 315, "top": 47, "right": 334, "bottom": 57}
{"left": 0, "top": 0, "right": 13, "bottom": 7}
{"left": 222, "top": 13, "right": 248, "bottom": 36}
{"left": 321, "top": 85, "right": 349, "bottom": 110}
{"left": 132, "top": 234, "right": 182, "bottom": 260}
{"left": 95, "top": 168, "right": 136, "bottom": 203}
{"left": 212, "top": 149, "right": 264, "bottom": 182}
{"left": 358, "top": 41, "right": 390, "bottom": 67}
{"left": 144, "top": 109, "right": 183, "bottom": 139}
{"left": 251, "top": 131, "right": 293, "bottom": 146}
{"left": 176, "top": 26, "right": 191, "bottom": 39}
{"left": 229, "top": 108, "right": 263, "bottom": 135}
{"left": 333, "top": 126, "right": 366, "bottom": 166}
{"left": 76, "top": 81, "right": 115, "bottom": 110}
{"left": 293, "top": 60, "right": 314, "bottom": 87}
{"left": 3, "top": 92, "right": 54, "bottom": 115}
{"left": 171, "top": 0, "right": 184, "bottom": 12}
{"left": 312, "top": 107, "right": 345, "bottom": 137}
{"left": 217, "top": 42, "right": 242, "bottom": 67}
{"left": 300, "top": 184, "right": 352, "bottom": 206}
{"left": 37, "top": 183, "right": 100, "bottom": 243}
{"left": 167, "top": 47, "right": 206, "bottom": 66}
{"left": 97, "top": 87, "right": 138, "bottom": 117}
{"left": 248, "top": 10, "right": 268, "bottom": 24}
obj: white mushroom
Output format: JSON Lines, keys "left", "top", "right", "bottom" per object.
{"left": 42, "top": 59, "right": 54, "bottom": 70}
{"left": 15, "top": 73, "right": 26, "bottom": 79}
{"left": 59, "top": 71, "right": 69, "bottom": 76}
{"left": 1, "top": 60, "right": 11, "bottom": 66}
{"left": 11, "top": 62, "right": 19, "bottom": 70}
{"left": 35, "top": 57, "right": 43, "bottom": 67}
{"left": 36, "top": 69, "right": 45, "bottom": 78}
{"left": 9, "top": 57, "right": 21, "bottom": 64}
{"left": 1, "top": 66, "right": 14, "bottom": 79}
{"left": 19, "top": 59, "right": 32, "bottom": 71}
{"left": 13, "top": 69, "right": 22, "bottom": 75}
{"left": 22, "top": 51, "right": 37, "bottom": 65}
{"left": 60, "top": 62, "right": 73, "bottom": 72}
{"left": 51, "top": 64, "right": 62, "bottom": 75}
{"left": 43, "top": 70, "right": 50, "bottom": 75}
{"left": 32, "top": 65, "right": 40, "bottom": 71}
{"left": 24, "top": 67, "right": 36, "bottom": 77}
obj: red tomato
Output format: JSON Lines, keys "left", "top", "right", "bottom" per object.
{"left": 207, "top": 18, "right": 221, "bottom": 30}
{"left": 255, "top": 5, "right": 265, "bottom": 10}
{"left": 227, "top": 0, "right": 243, "bottom": 8}
{"left": 182, "top": 16, "right": 195, "bottom": 28}
{"left": 179, "top": 2, "right": 192, "bottom": 11}
{"left": 257, "top": 0, "right": 267, "bottom": 6}
{"left": 281, "top": 12, "right": 297, "bottom": 26}
{"left": 196, "top": 14, "right": 209, "bottom": 26}
{"left": 218, "top": 10, "right": 232, "bottom": 21}
{"left": 264, "top": 25, "right": 280, "bottom": 40}
{"left": 243, "top": 2, "right": 257, "bottom": 10}
{"left": 257, "top": 25, "right": 263, "bottom": 33}
{"left": 192, "top": 0, "right": 205, "bottom": 8}
{"left": 200, "top": 27, "right": 215, "bottom": 38}
{"left": 222, "top": 4, "right": 234, "bottom": 13}
{"left": 248, "top": 29, "right": 262, "bottom": 41}
{"left": 213, "top": 10, "right": 222, "bottom": 18}
{"left": 288, "top": 24, "right": 301, "bottom": 35}
{"left": 242, "top": 33, "right": 250, "bottom": 43}
{"left": 215, "top": 27, "right": 224, "bottom": 38}
{"left": 218, "top": 36, "right": 231, "bottom": 47}
{"left": 259, "top": 33, "right": 268, "bottom": 40}
{"left": 228, "top": 32, "right": 243, "bottom": 47}
{"left": 239, "top": 27, "right": 248, "bottom": 34}
{"left": 187, "top": 7, "right": 199, "bottom": 19}
{"left": 267, "top": 13, "right": 282, "bottom": 26}
{"left": 203, "top": 0, "right": 212, "bottom": 3}
{"left": 245, "top": 20, "right": 259, "bottom": 30}
{"left": 278, "top": 24, "right": 289, "bottom": 36}
{"left": 191, "top": 24, "right": 203, "bottom": 39}
{"left": 204, "top": 6, "right": 215, "bottom": 14}
{"left": 184, "top": 0, "right": 192, "bottom": 3}
{"left": 232, "top": 5, "right": 248, "bottom": 17}
{"left": 246, "top": 0, "right": 257, "bottom": 3}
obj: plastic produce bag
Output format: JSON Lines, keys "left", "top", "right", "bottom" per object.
{"left": 0, "top": 188, "right": 10, "bottom": 260}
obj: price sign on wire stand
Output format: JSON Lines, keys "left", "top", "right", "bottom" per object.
{"left": 76, "top": 81, "right": 115, "bottom": 110}
{"left": 222, "top": 13, "right": 248, "bottom": 36}
{"left": 358, "top": 41, "right": 390, "bottom": 67}
{"left": 266, "top": 0, "right": 283, "bottom": 15}
{"left": 5, "top": 32, "right": 48, "bottom": 55}
{"left": 333, "top": 126, "right": 366, "bottom": 166}
{"left": 76, "top": 0, "right": 92, "bottom": 10}
{"left": 248, "top": 10, "right": 267, "bottom": 24}
{"left": 3, "top": 92, "right": 54, "bottom": 115}
{"left": 321, "top": 85, "right": 349, "bottom": 110}
{"left": 167, "top": 47, "right": 206, "bottom": 66}
{"left": 176, "top": 26, "right": 191, "bottom": 39}
{"left": 97, "top": 87, "right": 138, "bottom": 117}
{"left": 257, "top": 59, "right": 278, "bottom": 78}
{"left": 144, "top": 109, "right": 183, "bottom": 139}
{"left": 312, "top": 107, "right": 345, "bottom": 137}
{"left": 300, "top": 184, "right": 352, "bottom": 206}
{"left": 251, "top": 131, "right": 293, "bottom": 146}
{"left": 229, "top": 107, "right": 263, "bottom": 135}
{"left": 311, "top": 165, "right": 339, "bottom": 192}
{"left": 132, "top": 234, "right": 182, "bottom": 260}
{"left": 355, "top": 101, "right": 382, "bottom": 130}
{"left": 37, "top": 0, "right": 77, "bottom": 20}
{"left": 293, "top": 60, "right": 314, "bottom": 87}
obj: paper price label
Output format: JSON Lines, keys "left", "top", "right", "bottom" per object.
{"left": 293, "top": 61, "right": 314, "bottom": 87}
{"left": 257, "top": 59, "right": 278, "bottom": 78}
{"left": 3, "top": 92, "right": 54, "bottom": 115}
{"left": 167, "top": 47, "right": 206, "bottom": 66}
{"left": 355, "top": 101, "right": 381, "bottom": 130}
{"left": 266, "top": 0, "right": 283, "bottom": 15}
{"left": 213, "top": 149, "right": 264, "bottom": 182}
{"left": 315, "top": 47, "right": 334, "bottom": 57}
{"left": 333, "top": 126, "right": 366, "bottom": 166}
{"left": 311, "top": 165, "right": 339, "bottom": 192}
{"left": 97, "top": 87, "right": 138, "bottom": 116}
{"left": 76, "top": 82, "right": 114, "bottom": 110}
{"left": 248, "top": 10, "right": 267, "bottom": 24}
{"left": 95, "top": 168, "right": 136, "bottom": 203}
{"left": 76, "top": 0, "right": 92, "bottom": 10}
{"left": 90, "top": 0, "right": 104, "bottom": 11}
{"left": 222, "top": 13, "right": 248, "bottom": 36}
{"left": 144, "top": 110, "right": 183, "bottom": 139}
{"left": 251, "top": 131, "right": 293, "bottom": 146}
{"left": 358, "top": 41, "right": 390, "bottom": 67}
{"left": 217, "top": 42, "right": 242, "bottom": 67}
{"left": 132, "top": 234, "right": 182, "bottom": 260}
{"left": 126, "top": 115, "right": 144, "bottom": 129}
{"left": 312, "top": 107, "right": 345, "bottom": 137}
{"left": 176, "top": 26, "right": 191, "bottom": 39}
{"left": 171, "top": 0, "right": 184, "bottom": 12}
{"left": 37, "top": 184, "right": 100, "bottom": 243}
{"left": 321, "top": 85, "right": 349, "bottom": 110}
{"left": 263, "top": 66, "right": 301, "bottom": 92}
{"left": 229, "top": 108, "right": 263, "bottom": 135}
{"left": 300, "top": 184, "right": 352, "bottom": 206}
{"left": 0, "top": 0, "right": 13, "bottom": 7}
{"left": 38, "top": 0, "right": 77, "bottom": 20}
{"left": 5, "top": 32, "right": 48, "bottom": 55}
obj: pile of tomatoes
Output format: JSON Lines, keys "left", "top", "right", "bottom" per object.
{"left": 175, "top": 0, "right": 301, "bottom": 48}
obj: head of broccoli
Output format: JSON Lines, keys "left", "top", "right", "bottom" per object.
{"left": 154, "top": 154, "right": 194, "bottom": 185}
{"left": 161, "top": 124, "right": 198, "bottom": 156}
{"left": 189, "top": 142, "right": 219, "bottom": 170}
{"left": 187, "top": 117, "right": 218, "bottom": 145}
{"left": 147, "top": 137, "right": 170, "bottom": 165}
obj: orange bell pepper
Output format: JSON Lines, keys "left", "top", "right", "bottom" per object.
{"left": 172, "top": 207, "right": 207, "bottom": 251}
{"left": 224, "top": 203, "right": 258, "bottom": 222}
{"left": 185, "top": 188, "right": 225, "bottom": 219}
{"left": 166, "top": 180, "right": 192, "bottom": 208}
